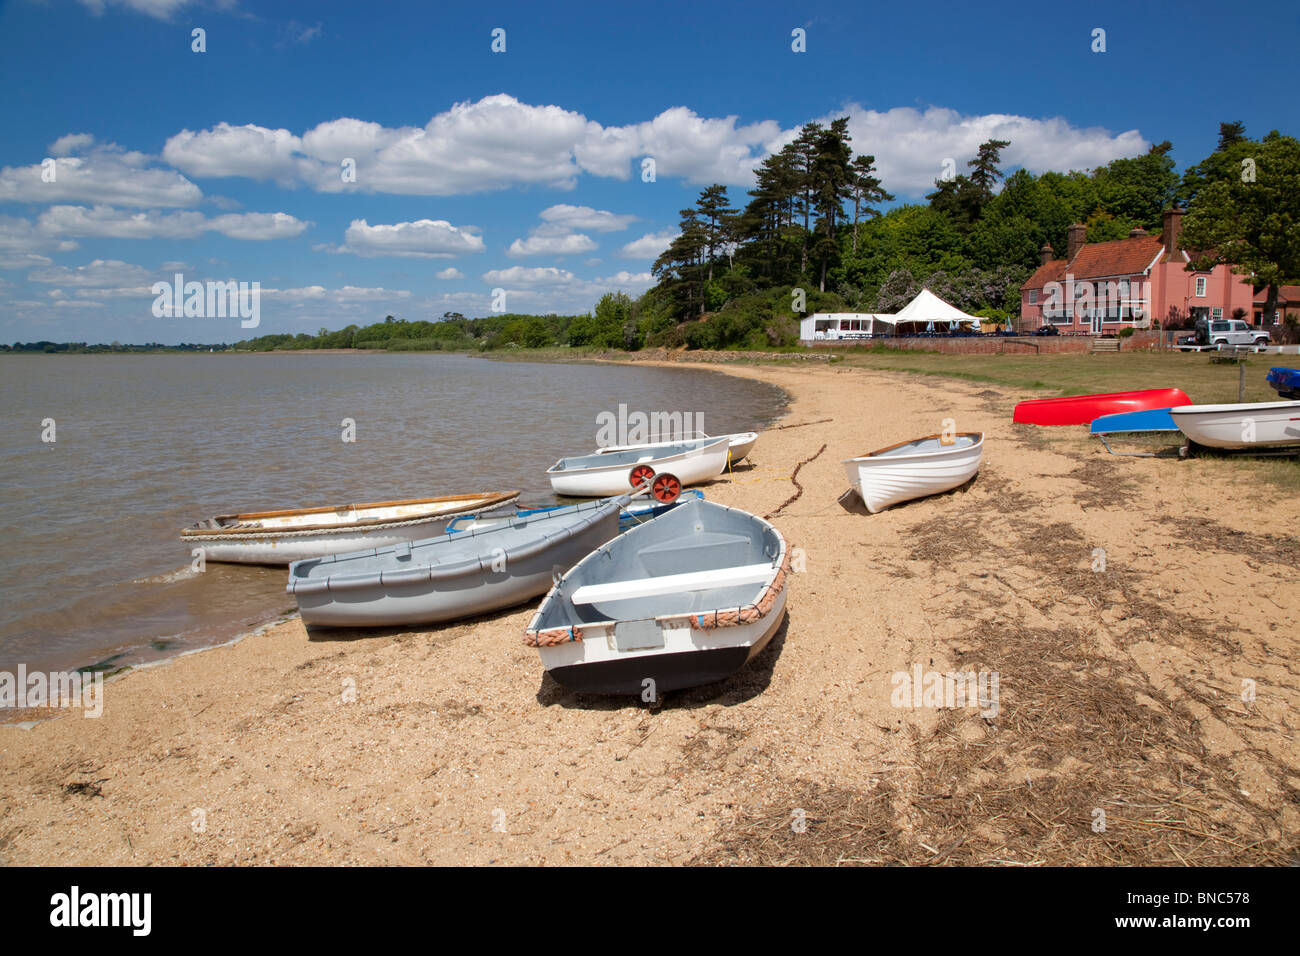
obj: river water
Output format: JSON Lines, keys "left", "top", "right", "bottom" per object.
{"left": 0, "top": 352, "right": 786, "bottom": 673}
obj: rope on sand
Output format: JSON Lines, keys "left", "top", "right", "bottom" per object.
{"left": 765, "top": 443, "right": 826, "bottom": 519}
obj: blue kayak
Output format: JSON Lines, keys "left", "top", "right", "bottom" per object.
{"left": 1089, "top": 408, "right": 1179, "bottom": 434}
{"left": 1266, "top": 367, "right": 1300, "bottom": 399}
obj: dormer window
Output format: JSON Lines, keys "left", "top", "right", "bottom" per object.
{"left": 1195, "top": 276, "right": 1207, "bottom": 297}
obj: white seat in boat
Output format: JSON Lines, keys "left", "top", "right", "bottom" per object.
{"left": 570, "top": 563, "right": 773, "bottom": 605}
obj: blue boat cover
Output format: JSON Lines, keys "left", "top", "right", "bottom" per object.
{"left": 1266, "top": 367, "right": 1300, "bottom": 397}
{"left": 1090, "top": 408, "right": 1179, "bottom": 434}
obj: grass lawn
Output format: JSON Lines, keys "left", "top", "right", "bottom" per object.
{"left": 829, "top": 348, "right": 1284, "bottom": 405}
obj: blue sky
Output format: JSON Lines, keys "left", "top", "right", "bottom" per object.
{"left": 0, "top": 0, "right": 1296, "bottom": 344}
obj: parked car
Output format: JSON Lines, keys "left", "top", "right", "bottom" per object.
{"left": 1181, "top": 318, "right": 1271, "bottom": 350}
{"left": 1032, "top": 325, "right": 1059, "bottom": 336}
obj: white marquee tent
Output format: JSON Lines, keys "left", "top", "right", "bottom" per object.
{"left": 890, "top": 289, "right": 982, "bottom": 330}
{"left": 800, "top": 290, "right": 981, "bottom": 342}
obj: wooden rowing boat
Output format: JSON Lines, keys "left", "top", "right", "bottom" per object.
{"left": 842, "top": 433, "right": 983, "bottom": 513}
{"left": 181, "top": 490, "right": 520, "bottom": 565}
{"left": 546, "top": 438, "right": 730, "bottom": 497}
{"left": 595, "top": 430, "right": 759, "bottom": 463}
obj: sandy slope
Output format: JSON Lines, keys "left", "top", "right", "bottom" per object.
{"left": 2, "top": 361, "right": 1297, "bottom": 866}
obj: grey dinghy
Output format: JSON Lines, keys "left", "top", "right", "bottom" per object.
{"left": 526, "top": 497, "right": 790, "bottom": 695}
{"left": 287, "top": 495, "right": 630, "bottom": 628}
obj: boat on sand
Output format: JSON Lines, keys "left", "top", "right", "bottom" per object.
{"left": 1013, "top": 388, "right": 1191, "bottom": 426}
{"left": 181, "top": 490, "right": 520, "bottom": 565}
{"left": 842, "top": 433, "right": 983, "bottom": 513}
{"left": 526, "top": 498, "right": 789, "bottom": 696}
{"left": 547, "top": 438, "right": 729, "bottom": 497}
{"left": 1170, "top": 400, "right": 1300, "bottom": 450}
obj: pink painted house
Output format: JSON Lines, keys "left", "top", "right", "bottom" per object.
{"left": 1020, "top": 208, "right": 1258, "bottom": 334}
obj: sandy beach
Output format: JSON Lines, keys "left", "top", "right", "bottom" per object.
{"left": 2, "top": 360, "right": 1297, "bottom": 866}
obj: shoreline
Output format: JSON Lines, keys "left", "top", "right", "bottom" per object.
{"left": 2, "top": 358, "right": 1297, "bottom": 865}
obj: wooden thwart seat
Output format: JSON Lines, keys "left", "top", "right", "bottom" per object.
{"left": 570, "top": 563, "right": 773, "bottom": 605}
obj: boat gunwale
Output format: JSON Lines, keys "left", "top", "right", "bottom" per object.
{"left": 842, "top": 431, "right": 984, "bottom": 464}
{"left": 1170, "top": 401, "right": 1300, "bottom": 416}
{"left": 546, "top": 437, "right": 730, "bottom": 476}
{"left": 181, "top": 490, "right": 521, "bottom": 537}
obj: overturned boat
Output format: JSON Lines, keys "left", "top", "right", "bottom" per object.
{"left": 842, "top": 433, "right": 983, "bottom": 513}
{"left": 181, "top": 490, "right": 520, "bottom": 565}
{"left": 287, "top": 495, "right": 628, "bottom": 627}
{"left": 447, "top": 489, "right": 704, "bottom": 536}
{"left": 526, "top": 497, "right": 789, "bottom": 696}
{"left": 1013, "top": 388, "right": 1191, "bottom": 426}
{"left": 546, "top": 437, "right": 730, "bottom": 497}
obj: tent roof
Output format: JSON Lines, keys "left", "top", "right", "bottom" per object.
{"left": 891, "top": 289, "right": 979, "bottom": 325}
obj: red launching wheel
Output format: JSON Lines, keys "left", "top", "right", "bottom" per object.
{"left": 651, "top": 472, "right": 681, "bottom": 503}
{"left": 629, "top": 464, "right": 656, "bottom": 489}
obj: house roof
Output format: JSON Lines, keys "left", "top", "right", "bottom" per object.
{"left": 1253, "top": 284, "right": 1300, "bottom": 305}
{"left": 1022, "top": 235, "right": 1166, "bottom": 292}
{"left": 1023, "top": 259, "right": 1067, "bottom": 291}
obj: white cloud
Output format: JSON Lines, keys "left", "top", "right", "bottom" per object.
{"left": 35, "top": 205, "right": 310, "bottom": 240}
{"left": 506, "top": 230, "right": 597, "bottom": 258}
{"left": 620, "top": 229, "right": 678, "bottom": 259}
{"left": 50, "top": 133, "right": 96, "bottom": 156}
{"left": 28, "top": 258, "right": 154, "bottom": 287}
{"left": 482, "top": 266, "right": 576, "bottom": 286}
{"left": 78, "top": 0, "right": 193, "bottom": 22}
{"left": 0, "top": 252, "right": 54, "bottom": 270}
{"left": 832, "top": 104, "right": 1148, "bottom": 196}
{"left": 261, "top": 285, "right": 411, "bottom": 302}
{"left": 436, "top": 267, "right": 464, "bottom": 280}
{"left": 338, "top": 219, "right": 485, "bottom": 258}
{"left": 0, "top": 215, "right": 78, "bottom": 255}
{"left": 538, "top": 204, "right": 636, "bottom": 232}
{"left": 0, "top": 144, "right": 202, "bottom": 207}
{"left": 478, "top": 267, "right": 655, "bottom": 315}
{"left": 153, "top": 95, "right": 1150, "bottom": 200}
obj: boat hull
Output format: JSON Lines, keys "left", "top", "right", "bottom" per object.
{"left": 548, "top": 439, "right": 729, "bottom": 497}
{"left": 1266, "top": 367, "right": 1300, "bottom": 400}
{"left": 289, "top": 500, "right": 625, "bottom": 628}
{"left": 1013, "top": 389, "right": 1192, "bottom": 426}
{"left": 1170, "top": 401, "right": 1300, "bottom": 449}
{"left": 842, "top": 433, "right": 983, "bottom": 514}
{"left": 540, "top": 589, "right": 786, "bottom": 695}
{"left": 1089, "top": 408, "right": 1179, "bottom": 434}
{"left": 188, "top": 519, "right": 460, "bottom": 565}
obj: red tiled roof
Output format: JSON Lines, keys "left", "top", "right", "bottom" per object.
{"left": 1023, "top": 259, "right": 1067, "bottom": 291}
{"left": 1253, "top": 284, "right": 1300, "bottom": 305}
{"left": 1066, "top": 235, "right": 1164, "bottom": 279}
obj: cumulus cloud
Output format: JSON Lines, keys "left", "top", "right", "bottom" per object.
{"left": 261, "top": 285, "right": 411, "bottom": 302}
{"left": 435, "top": 267, "right": 464, "bottom": 280}
{"left": 153, "top": 95, "right": 1148, "bottom": 199}
{"left": 506, "top": 229, "right": 597, "bottom": 258}
{"left": 0, "top": 142, "right": 202, "bottom": 207}
{"left": 28, "top": 258, "right": 154, "bottom": 287}
{"left": 479, "top": 266, "right": 655, "bottom": 315}
{"left": 538, "top": 204, "right": 636, "bottom": 232}
{"left": 78, "top": 0, "right": 192, "bottom": 21}
{"left": 0, "top": 214, "right": 79, "bottom": 255}
{"left": 337, "top": 219, "right": 485, "bottom": 258}
{"left": 620, "top": 229, "right": 678, "bottom": 259}
{"left": 35, "top": 205, "right": 310, "bottom": 240}
{"left": 830, "top": 104, "right": 1148, "bottom": 196}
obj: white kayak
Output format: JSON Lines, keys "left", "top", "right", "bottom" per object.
{"left": 1170, "top": 401, "right": 1300, "bottom": 448}
{"left": 595, "top": 430, "right": 759, "bottom": 464}
{"left": 181, "top": 490, "right": 520, "bottom": 564}
{"left": 842, "top": 433, "right": 984, "bottom": 513}
{"left": 547, "top": 438, "right": 730, "bottom": 497}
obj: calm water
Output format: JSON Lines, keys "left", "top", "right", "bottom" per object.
{"left": 0, "top": 353, "right": 786, "bottom": 672}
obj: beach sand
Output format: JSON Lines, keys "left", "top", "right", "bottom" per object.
{"left": 2, "top": 361, "right": 1297, "bottom": 866}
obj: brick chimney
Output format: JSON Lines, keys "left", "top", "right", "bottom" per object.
{"left": 1067, "top": 222, "right": 1086, "bottom": 262}
{"left": 1129, "top": 226, "right": 1147, "bottom": 238}
{"left": 1039, "top": 242, "right": 1054, "bottom": 266}
{"left": 1162, "top": 205, "right": 1184, "bottom": 259}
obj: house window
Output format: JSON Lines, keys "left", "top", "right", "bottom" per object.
{"left": 1212, "top": 308, "right": 1223, "bottom": 321}
{"left": 1195, "top": 276, "right": 1207, "bottom": 297}
{"left": 1028, "top": 290, "right": 1037, "bottom": 305}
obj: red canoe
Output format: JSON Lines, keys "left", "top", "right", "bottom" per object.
{"left": 1013, "top": 388, "right": 1192, "bottom": 426}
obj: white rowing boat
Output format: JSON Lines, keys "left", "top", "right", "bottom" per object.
{"left": 181, "top": 490, "right": 520, "bottom": 564}
{"left": 1170, "top": 401, "right": 1300, "bottom": 449}
{"left": 595, "top": 430, "right": 759, "bottom": 463}
{"left": 546, "top": 438, "right": 730, "bottom": 497}
{"left": 842, "top": 433, "right": 984, "bottom": 513}
{"left": 526, "top": 497, "right": 789, "bottom": 696}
